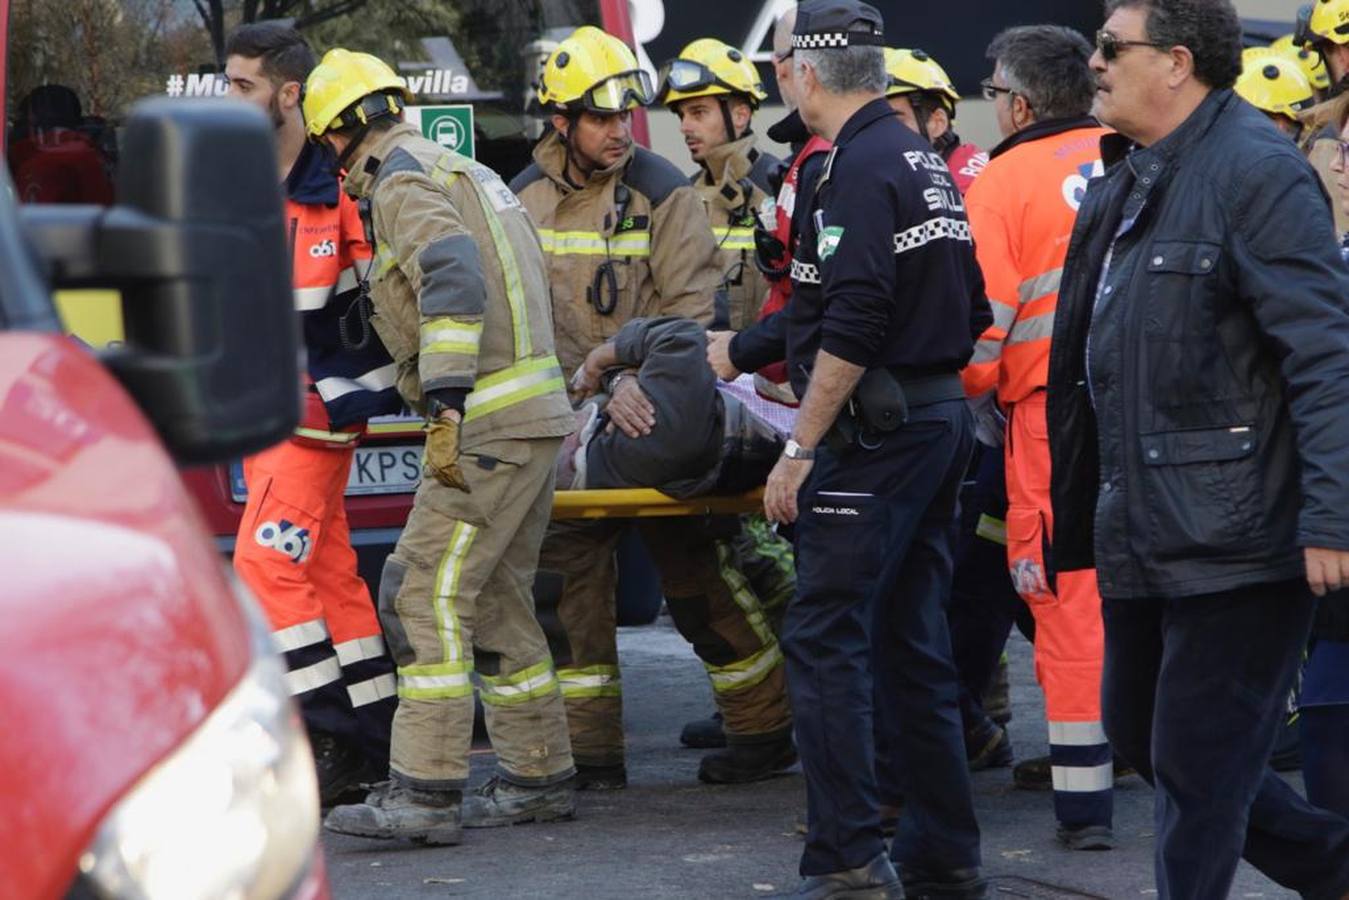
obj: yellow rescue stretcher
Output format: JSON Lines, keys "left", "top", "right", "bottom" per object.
{"left": 551, "top": 487, "right": 764, "bottom": 520}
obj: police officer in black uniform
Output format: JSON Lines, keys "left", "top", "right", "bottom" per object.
{"left": 762, "top": 3, "right": 992, "bottom": 898}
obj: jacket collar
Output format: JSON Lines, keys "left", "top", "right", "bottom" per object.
{"left": 698, "top": 133, "right": 760, "bottom": 205}
{"left": 531, "top": 130, "right": 634, "bottom": 194}
{"left": 1100, "top": 88, "right": 1231, "bottom": 169}
{"left": 340, "top": 122, "right": 421, "bottom": 200}
{"left": 767, "top": 108, "right": 810, "bottom": 151}
{"left": 989, "top": 116, "right": 1101, "bottom": 160}
{"left": 835, "top": 97, "right": 895, "bottom": 147}
{"left": 286, "top": 139, "right": 341, "bottom": 206}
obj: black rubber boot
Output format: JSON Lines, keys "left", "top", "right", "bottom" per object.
{"left": 698, "top": 733, "right": 796, "bottom": 784}
{"left": 575, "top": 762, "right": 627, "bottom": 791}
{"left": 898, "top": 863, "right": 989, "bottom": 899}
{"left": 680, "top": 710, "right": 728, "bottom": 749}
{"left": 311, "top": 731, "right": 381, "bottom": 808}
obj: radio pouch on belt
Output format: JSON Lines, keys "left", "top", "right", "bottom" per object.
{"left": 827, "top": 368, "right": 908, "bottom": 451}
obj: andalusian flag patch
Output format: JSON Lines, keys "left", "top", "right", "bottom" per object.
{"left": 817, "top": 226, "right": 844, "bottom": 261}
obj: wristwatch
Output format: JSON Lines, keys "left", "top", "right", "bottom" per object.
{"left": 783, "top": 438, "right": 815, "bottom": 460}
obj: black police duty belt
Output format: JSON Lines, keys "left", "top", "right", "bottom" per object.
{"left": 827, "top": 370, "right": 965, "bottom": 451}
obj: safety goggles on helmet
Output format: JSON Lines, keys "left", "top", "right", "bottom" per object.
{"left": 579, "top": 69, "right": 654, "bottom": 112}
{"left": 658, "top": 59, "right": 744, "bottom": 100}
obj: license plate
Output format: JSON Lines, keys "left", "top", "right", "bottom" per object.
{"left": 229, "top": 443, "right": 423, "bottom": 502}
{"left": 347, "top": 444, "right": 424, "bottom": 495}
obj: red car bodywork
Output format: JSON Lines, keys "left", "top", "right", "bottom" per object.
{"left": 0, "top": 334, "right": 256, "bottom": 897}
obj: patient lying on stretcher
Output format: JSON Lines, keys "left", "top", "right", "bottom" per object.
{"left": 556, "top": 317, "right": 791, "bottom": 499}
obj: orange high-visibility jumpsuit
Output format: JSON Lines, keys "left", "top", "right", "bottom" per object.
{"left": 962, "top": 121, "right": 1113, "bottom": 829}
{"left": 233, "top": 143, "right": 399, "bottom": 770}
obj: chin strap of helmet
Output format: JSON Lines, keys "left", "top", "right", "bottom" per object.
{"left": 335, "top": 121, "right": 372, "bottom": 174}
{"left": 558, "top": 108, "right": 593, "bottom": 189}
{"left": 718, "top": 97, "right": 739, "bottom": 146}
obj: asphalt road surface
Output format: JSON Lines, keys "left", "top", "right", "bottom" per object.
{"left": 323, "top": 618, "right": 1302, "bottom": 899}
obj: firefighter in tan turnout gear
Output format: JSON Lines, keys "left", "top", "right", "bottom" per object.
{"left": 657, "top": 37, "right": 779, "bottom": 331}
{"left": 511, "top": 26, "right": 795, "bottom": 788}
{"left": 307, "top": 49, "right": 577, "bottom": 845}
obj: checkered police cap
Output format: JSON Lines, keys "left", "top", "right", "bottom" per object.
{"left": 792, "top": 0, "right": 886, "bottom": 51}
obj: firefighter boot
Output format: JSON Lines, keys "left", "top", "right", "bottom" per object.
{"left": 462, "top": 775, "right": 577, "bottom": 828}
{"left": 575, "top": 762, "right": 628, "bottom": 791}
{"left": 679, "top": 710, "right": 727, "bottom": 749}
{"left": 697, "top": 731, "right": 796, "bottom": 784}
{"left": 311, "top": 731, "right": 376, "bottom": 808}
{"left": 323, "top": 779, "right": 462, "bottom": 845}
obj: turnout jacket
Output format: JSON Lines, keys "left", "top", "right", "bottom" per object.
{"left": 1047, "top": 90, "right": 1349, "bottom": 600}
{"left": 511, "top": 133, "right": 719, "bottom": 379}
{"left": 342, "top": 123, "right": 573, "bottom": 446}
{"left": 690, "top": 133, "right": 780, "bottom": 330}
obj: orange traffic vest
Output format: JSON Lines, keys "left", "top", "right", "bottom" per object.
{"left": 962, "top": 120, "right": 1109, "bottom": 405}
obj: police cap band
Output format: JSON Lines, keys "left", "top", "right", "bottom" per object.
{"left": 791, "top": 0, "right": 886, "bottom": 50}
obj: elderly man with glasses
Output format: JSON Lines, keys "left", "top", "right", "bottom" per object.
{"left": 1047, "top": 0, "right": 1349, "bottom": 896}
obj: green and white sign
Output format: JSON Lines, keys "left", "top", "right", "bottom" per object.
{"left": 411, "top": 105, "right": 475, "bottom": 159}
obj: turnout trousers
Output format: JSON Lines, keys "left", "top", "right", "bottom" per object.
{"left": 784, "top": 399, "right": 981, "bottom": 876}
{"left": 377, "top": 436, "right": 575, "bottom": 790}
{"left": 536, "top": 516, "right": 792, "bottom": 768}
{"left": 1102, "top": 581, "right": 1349, "bottom": 900}
{"left": 1004, "top": 392, "right": 1112, "bottom": 828}
{"left": 235, "top": 439, "right": 396, "bottom": 769}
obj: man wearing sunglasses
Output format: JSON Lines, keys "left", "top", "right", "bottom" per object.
{"left": 1048, "top": 0, "right": 1349, "bottom": 895}
{"left": 513, "top": 26, "right": 797, "bottom": 792}
{"left": 958, "top": 24, "right": 1116, "bottom": 853}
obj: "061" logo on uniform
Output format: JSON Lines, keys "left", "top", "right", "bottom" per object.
{"left": 254, "top": 519, "right": 313, "bottom": 564}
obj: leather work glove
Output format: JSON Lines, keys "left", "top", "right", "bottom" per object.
{"left": 425, "top": 417, "right": 471, "bottom": 493}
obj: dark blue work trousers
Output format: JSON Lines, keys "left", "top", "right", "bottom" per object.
{"left": 783, "top": 400, "right": 981, "bottom": 875}
{"left": 1102, "top": 581, "right": 1349, "bottom": 900}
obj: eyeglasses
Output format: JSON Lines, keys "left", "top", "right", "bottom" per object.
{"left": 979, "top": 78, "right": 1014, "bottom": 101}
{"left": 1095, "top": 29, "right": 1168, "bottom": 62}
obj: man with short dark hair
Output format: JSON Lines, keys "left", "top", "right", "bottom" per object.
{"left": 1049, "top": 0, "right": 1349, "bottom": 893}
{"left": 225, "top": 22, "right": 402, "bottom": 807}
{"left": 960, "top": 23, "right": 1115, "bottom": 852}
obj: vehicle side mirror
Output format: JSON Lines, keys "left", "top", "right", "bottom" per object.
{"left": 20, "top": 97, "right": 298, "bottom": 464}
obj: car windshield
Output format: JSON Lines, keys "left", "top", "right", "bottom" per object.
{"left": 5, "top": 0, "right": 601, "bottom": 205}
